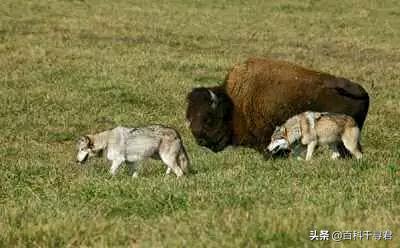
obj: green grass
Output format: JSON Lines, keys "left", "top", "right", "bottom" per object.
{"left": 1, "top": 0, "right": 399, "bottom": 247}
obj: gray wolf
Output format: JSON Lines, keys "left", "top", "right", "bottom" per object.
{"left": 76, "top": 125, "right": 190, "bottom": 177}
{"left": 186, "top": 58, "right": 369, "bottom": 157}
{"left": 267, "top": 111, "right": 363, "bottom": 160}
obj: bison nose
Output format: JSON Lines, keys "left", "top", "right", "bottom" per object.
{"left": 191, "top": 129, "right": 205, "bottom": 138}
{"left": 196, "top": 138, "right": 207, "bottom": 146}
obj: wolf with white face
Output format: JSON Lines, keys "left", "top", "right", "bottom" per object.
{"left": 267, "top": 111, "right": 363, "bottom": 160}
{"left": 76, "top": 125, "right": 190, "bottom": 178}
{"left": 267, "top": 126, "right": 290, "bottom": 154}
{"left": 76, "top": 136, "right": 97, "bottom": 163}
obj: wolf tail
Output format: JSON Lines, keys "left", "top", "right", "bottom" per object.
{"left": 178, "top": 145, "right": 190, "bottom": 174}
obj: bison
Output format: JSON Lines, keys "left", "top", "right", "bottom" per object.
{"left": 186, "top": 58, "right": 369, "bottom": 157}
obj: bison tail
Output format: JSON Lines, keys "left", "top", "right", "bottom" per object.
{"left": 327, "top": 77, "right": 370, "bottom": 129}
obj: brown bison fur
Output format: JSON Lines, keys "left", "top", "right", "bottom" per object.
{"left": 186, "top": 58, "right": 369, "bottom": 157}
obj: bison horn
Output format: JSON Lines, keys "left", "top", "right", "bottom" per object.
{"left": 208, "top": 90, "right": 218, "bottom": 109}
{"left": 185, "top": 119, "right": 191, "bottom": 128}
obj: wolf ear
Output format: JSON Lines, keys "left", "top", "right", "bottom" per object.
{"left": 87, "top": 136, "right": 94, "bottom": 148}
{"left": 78, "top": 136, "right": 87, "bottom": 143}
{"left": 314, "top": 112, "right": 323, "bottom": 120}
{"left": 81, "top": 135, "right": 93, "bottom": 148}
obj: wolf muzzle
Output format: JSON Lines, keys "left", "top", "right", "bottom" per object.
{"left": 76, "top": 152, "right": 89, "bottom": 164}
{"left": 268, "top": 139, "right": 289, "bottom": 153}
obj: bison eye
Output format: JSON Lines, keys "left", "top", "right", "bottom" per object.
{"left": 205, "top": 117, "right": 216, "bottom": 126}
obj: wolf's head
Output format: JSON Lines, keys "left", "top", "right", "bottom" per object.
{"left": 76, "top": 135, "right": 98, "bottom": 164}
{"left": 267, "top": 126, "right": 289, "bottom": 154}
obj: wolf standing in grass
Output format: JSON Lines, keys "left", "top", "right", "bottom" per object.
{"left": 267, "top": 111, "right": 363, "bottom": 160}
{"left": 76, "top": 125, "right": 190, "bottom": 177}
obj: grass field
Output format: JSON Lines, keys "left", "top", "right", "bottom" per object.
{"left": 1, "top": 0, "right": 399, "bottom": 247}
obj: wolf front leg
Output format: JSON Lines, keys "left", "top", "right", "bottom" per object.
{"left": 291, "top": 143, "right": 306, "bottom": 160}
{"left": 110, "top": 159, "right": 124, "bottom": 176}
{"left": 305, "top": 141, "right": 317, "bottom": 161}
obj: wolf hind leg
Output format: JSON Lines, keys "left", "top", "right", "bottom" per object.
{"left": 126, "top": 162, "right": 140, "bottom": 178}
{"left": 342, "top": 127, "right": 363, "bottom": 159}
{"left": 330, "top": 143, "right": 341, "bottom": 160}
{"left": 160, "top": 154, "right": 183, "bottom": 177}
{"left": 159, "top": 142, "right": 184, "bottom": 178}
{"left": 337, "top": 142, "right": 352, "bottom": 158}
{"left": 159, "top": 138, "right": 185, "bottom": 177}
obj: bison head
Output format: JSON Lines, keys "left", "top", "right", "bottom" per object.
{"left": 186, "top": 87, "right": 233, "bottom": 152}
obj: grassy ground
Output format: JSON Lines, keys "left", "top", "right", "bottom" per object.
{"left": 1, "top": 0, "right": 399, "bottom": 247}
